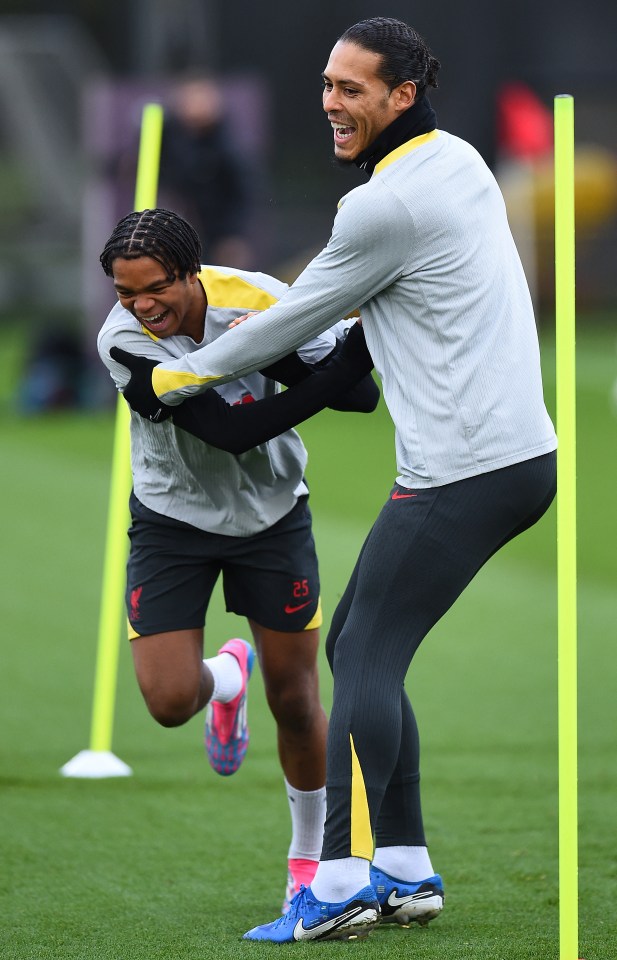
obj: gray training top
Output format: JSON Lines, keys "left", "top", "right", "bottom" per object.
{"left": 98, "top": 265, "right": 352, "bottom": 535}
{"left": 149, "top": 130, "right": 557, "bottom": 488}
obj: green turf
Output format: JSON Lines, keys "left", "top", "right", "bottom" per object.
{"left": 1, "top": 320, "right": 615, "bottom": 958}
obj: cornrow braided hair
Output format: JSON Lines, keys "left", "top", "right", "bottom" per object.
{"left": 339, "top": 17, "right": 440, "bottom": 97}
{"left": 99, "top": 208, "right": 202, "bottom": 279}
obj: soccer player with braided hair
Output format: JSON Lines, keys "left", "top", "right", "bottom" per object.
{"left": 100, "top": 206, "right": 203, "bottom": 281}
{"left": 112, "top": 18, "right": 557, "bottom": 943}
{"left": 97, "top": 206, "right": 379, "bottom": 911}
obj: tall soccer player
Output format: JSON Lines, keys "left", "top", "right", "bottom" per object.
{"left": 112, "top": 20, "right": 557, "bottom": 943}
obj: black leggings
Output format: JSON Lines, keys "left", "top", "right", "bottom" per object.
{"left": 321, "top": 451, "right": 557, "bottom": 861}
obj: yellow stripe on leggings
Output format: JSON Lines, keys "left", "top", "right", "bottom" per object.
{"left": 350, "top": 733, "right": 373, "bottom": 860}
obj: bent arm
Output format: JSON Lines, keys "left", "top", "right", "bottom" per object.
{"left": 171, "top": 323, "right": 375, "bottom": 453}
{"left": 260, "top": 337, "right": 379, "bottom": 414}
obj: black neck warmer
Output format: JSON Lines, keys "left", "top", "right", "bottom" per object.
{"left": 354, "top": 96, "right": 437, "bottom": 176}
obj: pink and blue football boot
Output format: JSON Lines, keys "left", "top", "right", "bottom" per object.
{"left": 205, "top": 638, "right": 255, "bottom": 776}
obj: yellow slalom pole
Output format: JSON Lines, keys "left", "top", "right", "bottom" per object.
{"left": 133, "top": 102, "right": 166, "bottom": 214}
{"left": 554, "top": 94, "right": 580, "bottom": 960}
{"left": 89, "top": 391, "right": 133, "bottom": 753}
{"left": 61, "top": 103, "right": 164, "bottom": 777}
{"left": 90, "top": 102, "right": 165, "bottom": 752}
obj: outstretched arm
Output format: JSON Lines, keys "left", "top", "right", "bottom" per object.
{"left": 147, "top": 187, "right": 408, "bottom": 406}
{"left": 110, "top": 323, "right": 376, "bottom": 455}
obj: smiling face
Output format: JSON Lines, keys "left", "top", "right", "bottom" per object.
{"left": 322, "top": 41, "right": 416, "bottom": 162}
{"left": 111, "top": 256, "right": 205, "bottom": 341}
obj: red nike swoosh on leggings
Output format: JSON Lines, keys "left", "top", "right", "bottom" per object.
{"left": 391, "top": 490, "right": 418, "bottom": 500}
{"left": 284, "top": 601, "right": 312, "bottom": 614}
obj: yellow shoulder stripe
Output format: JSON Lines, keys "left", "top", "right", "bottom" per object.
{"left": 152, "top": 366, "right": 220, "bottom": 397}
{"left": 373, "top": 129, "right": 440, "bottom": 176}
{"left": 199, "top": 267, "right": 279, "bottom": 311}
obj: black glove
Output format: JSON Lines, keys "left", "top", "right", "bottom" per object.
{"left": 109, "top": 346, "right": 173, "bottom": 422}
{"left": 321, "top": 323, "right": 378, "bottom": 413}
{"left": 259, "top": 351, "right": 312, "bottom": 387}
{"left": 336, "top": 321, "right": 373, "bottom": 373}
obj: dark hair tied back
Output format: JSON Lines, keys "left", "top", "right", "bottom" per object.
{"left": 339, "top": 17, "right": 440, "bottom": 96}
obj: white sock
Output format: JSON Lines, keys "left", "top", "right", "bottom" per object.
{"left": 372, "top": 845, "right": 434, "bottom": 881}
{"left": 285, "top": 779, "right": 326, "bottom": 861}
{"left": 311, "top": 857, "right": 370, "bottom": 903}
{"left": 202, "top": 652, "right": 242, "bottom": 703}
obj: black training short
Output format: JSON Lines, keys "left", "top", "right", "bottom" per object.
{"left": 125, "top": 493, "right": 321, "bottom": 638}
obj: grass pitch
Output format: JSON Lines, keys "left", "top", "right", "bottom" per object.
{"left": 0, "top": 319, "right": 615, "bottom": 958}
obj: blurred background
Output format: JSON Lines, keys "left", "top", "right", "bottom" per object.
{"left": 0, "top": 0, "right": 616, "bottom": 409}
{"left": 1, "top": 6, "right": 616, "bottom": 957}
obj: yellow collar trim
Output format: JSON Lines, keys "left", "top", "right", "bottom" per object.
{"left": 373, "top": 129, "right": 439, "bottom": 176}
{"left": 140, "top": 323, "right": 159, "bottom": 342}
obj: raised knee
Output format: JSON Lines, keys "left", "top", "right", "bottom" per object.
{"left": 143, "top": 690, "right": 195, "bottom": 727}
